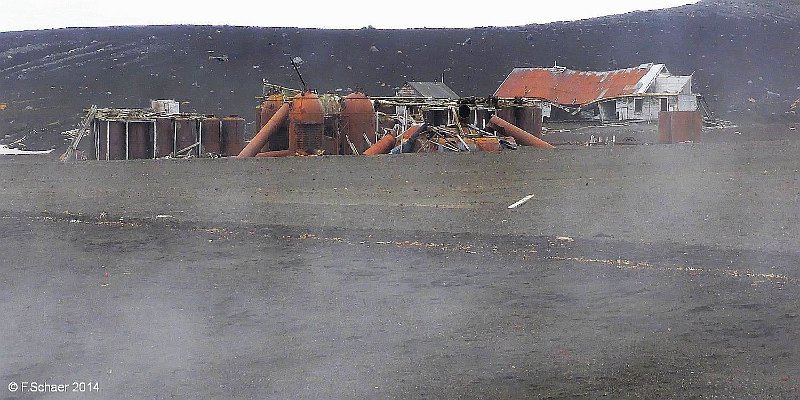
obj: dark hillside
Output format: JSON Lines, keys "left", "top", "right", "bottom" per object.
{"left": 0, "top": 0, "right": 798, "bottom": 149}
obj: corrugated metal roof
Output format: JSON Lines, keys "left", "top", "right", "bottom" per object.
{"left": 653, "top": 75, "right": 691, "bottom": 94}
{"left": 494, "top": 65, "right": 661, "bottom": 106}
{"left": 405, "top": 82, "right": 460, "bottom": 99}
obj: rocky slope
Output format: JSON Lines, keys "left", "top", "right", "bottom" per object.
{"left": 0, "top": 0, "right": 798, "bottom": 149}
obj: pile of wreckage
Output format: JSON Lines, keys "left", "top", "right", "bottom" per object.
{"left": 237, "top": 81, "right": 552, "bottom": 159}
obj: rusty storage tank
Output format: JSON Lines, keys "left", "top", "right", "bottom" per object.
{"left": 289, "top": 92, "right": 324, "bottom": 153}
{"left": 260, "top": 94, "right": 289, "bottom": 151}
{"left": 128, "top": 121, "right": 153, "bottom": 159}
{"left": 175, "top": 117, "right": 199, "bottom": 156}
{"left": 201, "top": 117, "right": 221, "bottom": 155}
{"left": 532, "top": 106, "right": 543, "bottom": 138}
{"left": 107, "top": 120, "right": 127, "bottom": 160}
{"left": 496, "top": 107, "right": 517, "bottom": 126}
{"left": 340, "top": 92, "right": 376, "bottom": 154}
{"left": 155, "top": 117, "right": 175, "bottom": 157}
{"left": 221, "top": 116, "right": 245, "bottom": 156}
{"left": 670, "top": 111, "right": 703, "bottom": 143}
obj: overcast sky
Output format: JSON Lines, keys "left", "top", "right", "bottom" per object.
{"left": 0, "top": 1, "right": 699, "bottom": 32}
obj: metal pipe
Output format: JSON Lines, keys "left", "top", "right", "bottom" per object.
{"left": 363, "top": 132, "right": 397, "bottom": 156}
{"left": 237, "top": 103, "right": 289, "bottom": 158}
{"left": 487, "top": 115, "right": 555, "bottom": 149}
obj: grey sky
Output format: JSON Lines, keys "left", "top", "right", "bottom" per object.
{"left": 0, "top": 1, "right": 699, "bottom": 32}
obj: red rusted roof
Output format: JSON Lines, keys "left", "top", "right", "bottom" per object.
{"left": 495, "top": 65, "right": 655, "bottom": 106}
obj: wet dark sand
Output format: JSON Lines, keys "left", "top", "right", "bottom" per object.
{"left": 1, "top": 141, "right": 798, "bottom": 398}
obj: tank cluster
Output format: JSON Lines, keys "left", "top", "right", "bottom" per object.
{"left": 239, "top": 91, "right": 378, "bottom": 158}
{"left": 77, "top": 107, "right": 244, "bottom": 161}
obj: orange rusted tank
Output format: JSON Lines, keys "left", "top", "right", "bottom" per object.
{"left": 289, "top": 92, "right": 324, "bottom": 153}
{"left": 260, "top": 93, "right": 289, "bottom": 151}
{"left": 488, "top": 115, "right": 554, "bottom": 149}
{"left": 340, "top": 92, "right": 376, "bottom": 155}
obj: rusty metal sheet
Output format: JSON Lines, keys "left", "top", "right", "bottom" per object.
{"left": 495, "top": 66, "right": 651, "bottom": 106}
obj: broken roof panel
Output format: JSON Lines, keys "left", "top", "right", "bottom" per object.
{"left": 494, "top": 64, "right": 663, "bottom": 106}
{"left": 405, "top": 82, "right": 460, "bottom": 99}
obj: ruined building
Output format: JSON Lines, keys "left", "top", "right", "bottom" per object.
{"left": 495, "top": 63, "right": 698, "bottom": 122}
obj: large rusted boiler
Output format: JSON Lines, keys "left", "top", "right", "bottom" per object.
{"left": 289, "top": 92, "right": 324, "bottom": 153}
{"left": 340, "top": 92, "right": 376, "bottom": 154}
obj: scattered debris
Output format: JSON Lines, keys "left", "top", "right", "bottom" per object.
{"left": 508, "top": 194, "right": 535, "bottom": 209}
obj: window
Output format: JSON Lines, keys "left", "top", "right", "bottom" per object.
{"left": 634, "top": 98, "right": 643, "bottom": 113}
{"left": 660, "top": 98, "right": 669, "bottom": 112}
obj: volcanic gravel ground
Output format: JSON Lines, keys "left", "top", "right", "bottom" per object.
{"left": 0, "top": 141, "right": 799, "bottom": 398}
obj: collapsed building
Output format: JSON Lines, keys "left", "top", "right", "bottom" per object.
{"left": 495, "top": 63, "right": 700, "bottom": 122}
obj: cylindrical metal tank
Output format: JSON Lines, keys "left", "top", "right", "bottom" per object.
{"left": 340, "top": 92, "right": 375, "bottom": 155}
{"left": 107, "top": 120, "right": 127, "bottom": 160}
{"left": 128, "top": 121, "right": 153, "bottom": 159}
{"left": 155, "top": 117, "right": 175, "bottom": 157}
{"left": 670, "top": 111, "right": 702, "bottom": 143}
{"left": 496, "top": 107, "right": 516, "bottom": 126}
{"left": 175, "top": 117, "right": 199, "bottom": 156}
{"left": 532, "top": 106, "right": 543, "bottom": 138}
{"left": 201, "top": 117, "right": 221, "bottom": 155}
{"left": 221, "top": 116, "right": 245, "bottom": 156}
{"left": 289, "top": 92, "right": 324, "bottom": 153}
{"left": 260, "top": 94, "right": 288, "bottom": 151}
